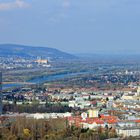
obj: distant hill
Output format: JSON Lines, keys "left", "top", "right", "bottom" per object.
{"left": 0, "top": 44, "right": 76, "bottom": 59}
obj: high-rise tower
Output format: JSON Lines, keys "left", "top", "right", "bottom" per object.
{"left": 0, "top": 72, "right": 2, "bottom": 115}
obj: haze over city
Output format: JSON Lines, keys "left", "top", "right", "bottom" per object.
{"left": 0, "top": 0, "right": 140, "bottom": 53}
{"left": 1, "top": 1, "right": 140, "bottom": 140}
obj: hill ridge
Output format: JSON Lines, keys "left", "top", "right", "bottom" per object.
{"left": 0, "top": 44, "right": 76, "bottom": 59}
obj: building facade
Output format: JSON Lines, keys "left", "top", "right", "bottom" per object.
{"left": 116, "top": 127, "right": 140, "bottom": 137}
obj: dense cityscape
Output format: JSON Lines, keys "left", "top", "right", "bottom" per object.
{"left": 1, "top": 0, "right": 140, "bottom": 139}
{"left": 1, "top": 54, "right": 140, "bottom": 140}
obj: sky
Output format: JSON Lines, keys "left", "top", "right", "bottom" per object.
{"left": 0, "top": 0, "right": 140, "bottom": 54}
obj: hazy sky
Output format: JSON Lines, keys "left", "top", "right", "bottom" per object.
{"left": 0, "top": 0, "right": 140, "bottom": 53}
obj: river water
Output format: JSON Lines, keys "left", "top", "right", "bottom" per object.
{"left": 3, "top": 72, "right": 87, "bottom": 90}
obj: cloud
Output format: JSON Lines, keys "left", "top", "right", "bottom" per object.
{"left": 0, "top": 0, "right": 30, "bottom": 11}
{"left": 48, "top": 0, "right": 71, "bottom": 24}
{"left": 48, "top": 13, "right": 66, "bottom": 24}
{"left": 62, "top": 0, "right": 70, "bottom": 8}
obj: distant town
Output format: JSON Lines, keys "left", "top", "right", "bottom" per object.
{"left": 1, "top": 53, "right": 140, "bottom": 140}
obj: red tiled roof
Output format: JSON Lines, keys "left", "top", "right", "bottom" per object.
{"left": 107, "top": 119, "right": 118, "bottom": 124}
{"left": 95, "top": 120, "right": 104, "bottom": 124}
{"left": 67, "top": 115, "right": 119, "bottom": 126}
{"left": 134, "top": 120, "right": 140, "bottom": 123}
{"left": 100, "top": 115, "right": 117, "bottom": 120}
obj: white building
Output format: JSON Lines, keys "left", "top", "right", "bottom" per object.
{"left": 116, "top": 127, "right": 140, "bottom": 137}
{"left": 88, "top": 109, "right": 99, "bottom": 118}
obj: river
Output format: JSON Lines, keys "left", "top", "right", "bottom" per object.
{"left": 3, "top": 72, "right": 88, "bottom": 90}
